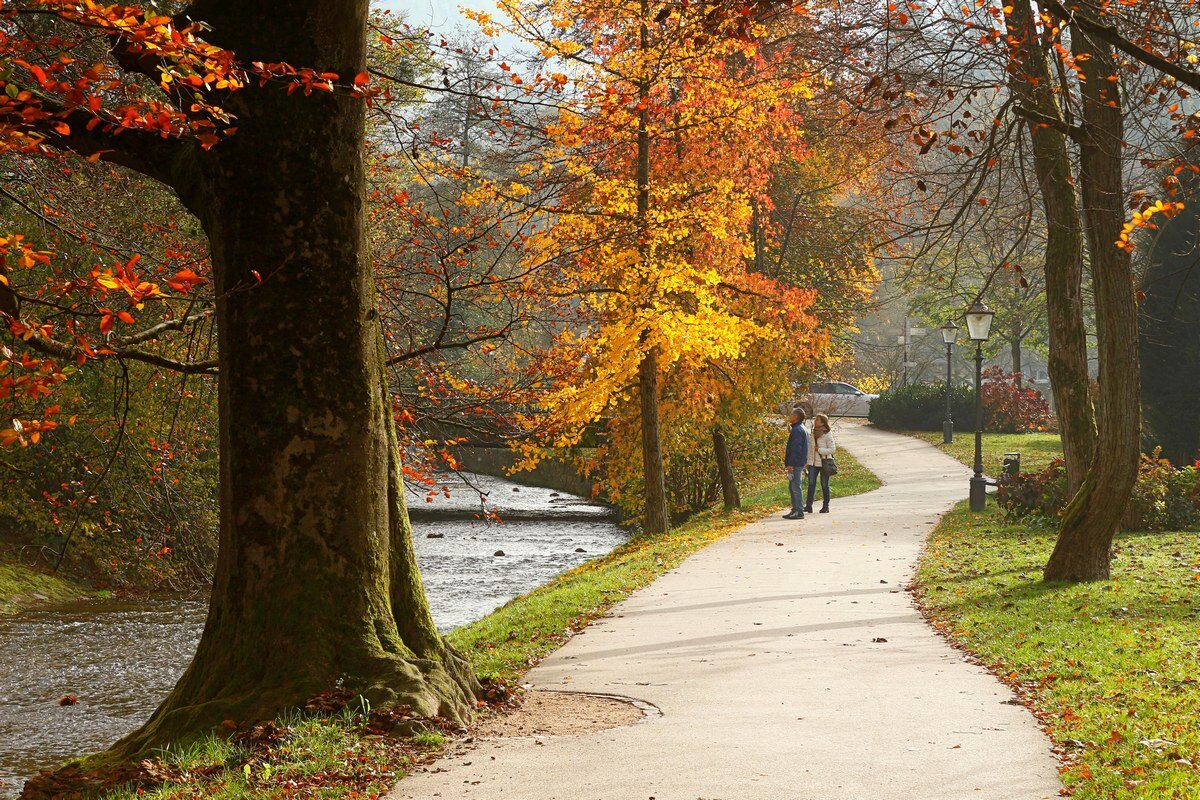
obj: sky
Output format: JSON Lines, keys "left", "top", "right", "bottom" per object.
{"left": 384, "top": 0, "right": 494, "bottom": 35}
{"left": 381, "top": 0, "right": 524, "bottom": 56}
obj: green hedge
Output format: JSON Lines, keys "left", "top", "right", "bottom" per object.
{"left": 868, "top": 383, "right": 976, "bottom": 431}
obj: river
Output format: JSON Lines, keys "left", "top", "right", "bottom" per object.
{"left": 0, "top": 474, "right": 625, "bottom": 797}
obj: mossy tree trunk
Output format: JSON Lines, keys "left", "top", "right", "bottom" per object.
{"left": 102, "top": 0, "right": 476, "bottom": 760}
{"left": 1006, "top": 0, "right": 1096, "bottom": 498}
{"left": 1043, "top": 17, "right": 1141, "bottom": 583}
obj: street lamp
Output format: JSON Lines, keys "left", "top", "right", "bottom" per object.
{"left": 939, "top": 320, "right": 959, "bottom": 444}
{"left": 965, "top": 302, "right": 995, "bottom": 512}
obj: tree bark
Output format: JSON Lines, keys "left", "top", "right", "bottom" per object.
{"left": 1006, "top": 0, "right": 1096, "bottom": 498}
{"left": 634, "top": 0, "right": 669, "bottom": 535}
{"left": 99, "top": 0, "right": 476, "bottom": 760}
{"left": 639, "top": 347, "right": 669, "bottom": 534}
{"left": 1043, "top": 16, "right": 1141, "bottom": 582}
{"left": 712, "top": 424, "right": 741, "bottom": 511}
{"left": 1010, "top": 333, "right": 1023, "bottom": 386}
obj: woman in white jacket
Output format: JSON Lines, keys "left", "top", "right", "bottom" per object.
{"left": 805, "top": 414, "right": 836, "bottom": 513}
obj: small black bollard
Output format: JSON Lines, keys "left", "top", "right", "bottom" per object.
{"left": 1002, "top": 452, "right": 1021, "bottom": 476}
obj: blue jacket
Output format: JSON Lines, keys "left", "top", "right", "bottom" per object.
{"left": 785, "top": 422, "right": 809, "bottom": 468}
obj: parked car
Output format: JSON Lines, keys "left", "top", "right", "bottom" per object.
{"left": 803, "top": 381, "right": 878, "bottom": 418}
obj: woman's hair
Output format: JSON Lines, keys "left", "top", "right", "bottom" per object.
{"left": 814, "top": 413, "right": 831, "bottom": 433}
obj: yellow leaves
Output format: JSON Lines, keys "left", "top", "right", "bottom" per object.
{"left": 1115, "top": 200, "right": 1186, "bottom": 253}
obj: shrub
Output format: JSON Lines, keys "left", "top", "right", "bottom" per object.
{"left": 996, "top": 458, "right": 1068, "bottom": 522}
{"left": 980, "top": 367, "right": 1054, "bottom": 433}
{"left": 1166, "top": 466, "right": 1200, "bottom": 530}
{"left": 997, "top": 450, "right": 1200, "bottom": 532}
{"left": 868, "top": 383, "right": 975, "bottom": 431}
{"left": 1122, "top": 452, "right": 1175, "bottom": 532}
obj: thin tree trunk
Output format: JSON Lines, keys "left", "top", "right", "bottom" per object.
{"left": 95, "top": 0, "right": 476, "bottom": 761}
{"left": 1010, "top": 334, "right": 1023, "bottom": 386}
{"left": 712, "top": 424, "right": 741, "bottom": 511}
{"left": 634, "top": 0, "right": 668, "bottom": 534}
{"left": 1043, "top": 16, "right": 1141, "bottom": 582}
{"left": 639, "top": 347, "right": 669, "bottom": 533}
{"left": 1006, "top": 0, "right": 1096, "bottom": 497}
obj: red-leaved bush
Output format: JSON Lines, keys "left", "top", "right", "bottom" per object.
{"left": 981, "top": 367, "right": 1054, "bottom": 433}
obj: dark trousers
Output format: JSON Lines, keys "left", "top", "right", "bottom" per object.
{"left": 806, "top": 465, "right": 830, "bottom": 509}
{"left": 788, "top": 467, "right": 805, "bottom": 515}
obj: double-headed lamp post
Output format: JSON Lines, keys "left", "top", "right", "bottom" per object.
{"left": 940, "top": 320, "right": 959, "bottom": 444}
{"left": 965, "top": 302, "right": 995, "bottom": 512}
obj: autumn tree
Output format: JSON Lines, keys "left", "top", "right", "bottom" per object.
{"left": 2, "top": 1, "right": 477, "bottom": 773}
{"left": 482, "top": 0, "right": 824, "bottom": 531}
{"left": 1004, "top": 0, "right": 1096, "bottom": 494}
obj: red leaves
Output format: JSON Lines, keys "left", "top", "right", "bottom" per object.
{"left": 167, "top": 269, "right": 205, "bottom": 293}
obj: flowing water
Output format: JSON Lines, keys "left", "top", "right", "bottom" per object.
{"left": 0, "top": 474, "right": 625, "bottom": 796}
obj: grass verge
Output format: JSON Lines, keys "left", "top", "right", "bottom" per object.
{"left": 904, "top": 430, "right": 1063, "bottom": 475}
{"left": 88, "top": 451, "right": 879, "bottom": 800}
{"left": 0, "top": 557, "right": 89, "bottom": 615}
{"left": 916, "top": 503, "right": 1200, "bottom": 799}
{"left": 449, "top": 449, "right": 879, "bottom": 681}
{"left": 91, "top": 702, "right": 446, "bottom": 800}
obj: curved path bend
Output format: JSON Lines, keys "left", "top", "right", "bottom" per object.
{"left": 393, "top": 424, "right": 1062, "bottom": 799}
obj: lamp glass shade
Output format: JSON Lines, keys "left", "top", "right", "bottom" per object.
{"left": 965, "top": 303, "right": 994, "bottom": 342}
{"left": 940, "top": 320, "right": 960, "bottom": 345}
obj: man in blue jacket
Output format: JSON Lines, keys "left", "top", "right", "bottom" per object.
{"left": 784, "top": 406, "right": 809, "bottom": 519}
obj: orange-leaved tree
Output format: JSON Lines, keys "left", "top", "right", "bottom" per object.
{"left": 485, "top": 0, "right": 825, "bottom": 531}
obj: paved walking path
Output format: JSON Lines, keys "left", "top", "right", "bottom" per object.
{"left": 394, "top": 424, "right": 1062, "bottom": 800}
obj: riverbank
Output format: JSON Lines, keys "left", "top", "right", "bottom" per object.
{"left": 0, "top": 558, "right": 90, "bottom": 616}
{"left": 82, "top": 452, "right": 878, "bottom": 800}
{"left": 915, "top": 504, "right": 1200, "bottom": 798}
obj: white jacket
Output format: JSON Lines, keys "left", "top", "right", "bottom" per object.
{"left": 807, "top": 431, "right": 836, "bottom": 468}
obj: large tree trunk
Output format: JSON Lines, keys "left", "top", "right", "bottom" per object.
{"left": 1006, "top": 0, "right": 1096, "bottom": 497}
{"left": 1043, "top": 18, "right": 1141, "bottom": 582}
{"left": 103, "top": 0, "right": 476, "bottom": 760}
{"left": 712, "top": 424, "right": 741, "bottom": 511}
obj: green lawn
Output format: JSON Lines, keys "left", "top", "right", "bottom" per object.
{"left": 904, "top": 430, "right": 1063, "bottom": 475}
{"left": 917, "top": 504, "right": 1200, "bottom": 799}
{"left": 93, "top": 453, "right": 880, "bottom": 799}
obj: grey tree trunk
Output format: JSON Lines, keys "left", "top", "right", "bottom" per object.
{"left": 1010, "top": 334, "right": 1023, "bottom": 387}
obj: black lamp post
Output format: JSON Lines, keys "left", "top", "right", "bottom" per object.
{"left": 965, "top": 302, "right": 995, "bottom": 512}
{"left": 940, "top": 320, "right": 959, "bottom": 444}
